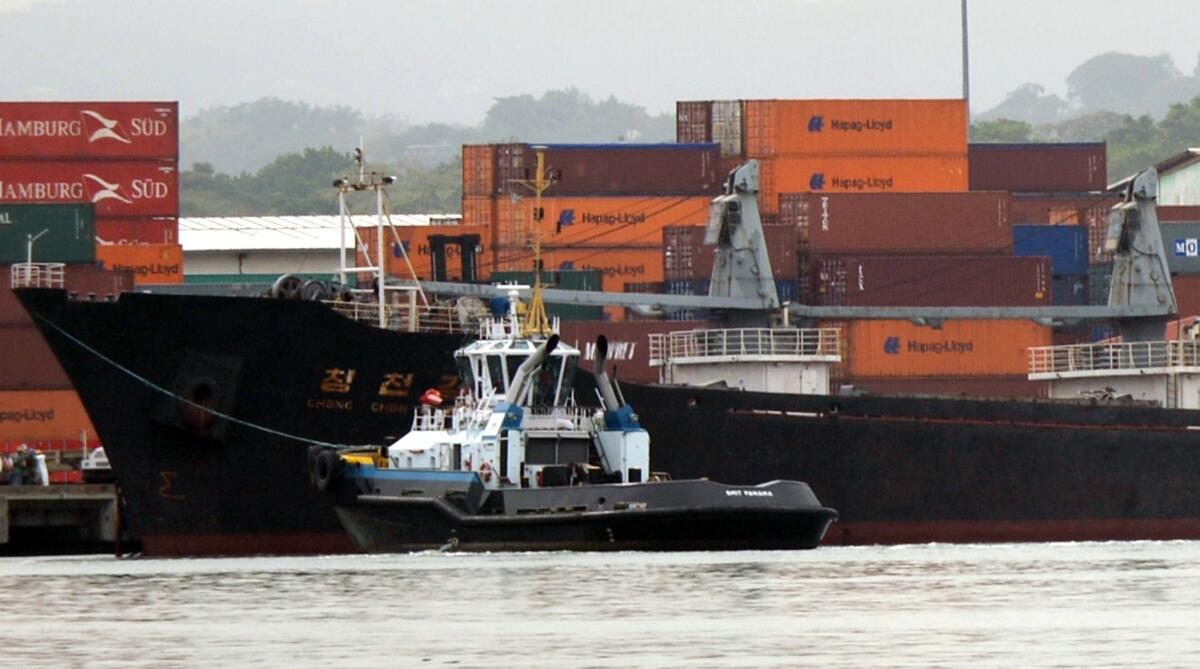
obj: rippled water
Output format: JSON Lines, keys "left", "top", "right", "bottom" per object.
{"left": 2, "top": 542, "right": 1199, "bottom": 668}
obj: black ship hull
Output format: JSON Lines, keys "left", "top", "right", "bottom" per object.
{"left": 18, "top": 288, "right": 1200, "bottom": 553}
{"left": 17, "top": 289, "right": 465, "bottom": 556}
{"left": 610, "top": 381, "right": 1200, "bottom": 545}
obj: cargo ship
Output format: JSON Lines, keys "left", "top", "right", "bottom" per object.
{"left": 17, "top": 153, "right": 1200, "bottom": 555}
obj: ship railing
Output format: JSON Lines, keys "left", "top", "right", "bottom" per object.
{"left": 10, "top": 263, "right": 65, "bottom": 289}
{"left": 323, "top": 299, "right": 465, "bottom": 333}
{"left": 1028, "top": 341, "right": 1200, "bottom": 374}
{"left": 648, "top": 327, "right": 842, "bottom": 365}
{"left": 411, "top": 406, "right": 453, "bottom": 431}
{"left": 523, "top": 405, "right": 594, "bottom": 431}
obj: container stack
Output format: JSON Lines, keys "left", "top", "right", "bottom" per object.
{"left": 0, "top": 101, "right": 182, "bottom": 285}
{"left": 677, "top": 99, "right": 970, "bottom": 214}
{"left": 0, "top": 102, "right": 178, "bottom": 462}
{"left": 969, "top": 143, "right": 1112, "bottom": 306}
{"left": 0, "top": 263, "right": 133, "bottom": 466}
{"left": 461, "top": 143, "right": 721, "bottom": 317}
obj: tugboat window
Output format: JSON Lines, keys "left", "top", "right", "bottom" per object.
{"left": 455, "top": 357, "right": 474, "bottom": 389}
{"left": 487, "top": 355, "right": 505, "bottom": 392}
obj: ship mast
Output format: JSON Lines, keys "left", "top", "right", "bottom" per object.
{"left": 512, "top": 149, "right": 555, "bottom": 336}
{"left": 334, "top": 146, "right": 398, "bottom": 329}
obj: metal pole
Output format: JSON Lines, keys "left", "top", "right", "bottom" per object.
{"left": 338, "top": 188, "right": 347, "bottom": 286}
{"left": 377, "top": 186, "right": 386, "bottom": 329}
{"left": 961, "top": 0, "right": 970, "bottom": 109}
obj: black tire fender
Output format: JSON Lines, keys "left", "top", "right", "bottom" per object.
{"left": 313, "top": 449, "right": 343, "bottom": 492}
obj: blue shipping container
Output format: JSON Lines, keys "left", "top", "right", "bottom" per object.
{"left": 1013, "top": 225, "right": 1089, "bottom": 276}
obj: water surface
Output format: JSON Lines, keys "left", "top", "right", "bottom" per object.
{"left": 3, "top": 542, "right": 1198, "bottom": 668}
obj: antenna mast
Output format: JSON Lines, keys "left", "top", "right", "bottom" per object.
{"left": 512, "top": 149, "right": 555, "bottom": 336}
{"left": 334, "top": 145, "right": 397, "bottom": 329}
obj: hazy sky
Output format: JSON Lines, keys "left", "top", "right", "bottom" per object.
{"left": 1, "top": 0, "right": 1197, "bottom": 123}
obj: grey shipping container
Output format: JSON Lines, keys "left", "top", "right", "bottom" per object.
{"left": 1162, "top": 223, "right": 1200, "bottom": 274}
{"left": 779, "top": 192, "right": 1012, "bottom": 255}
{"left": 968, "top": 142, "right": 1107, "bottom": 192}
{"left": 0, "top": 204, "right": 95, "bottom": 263}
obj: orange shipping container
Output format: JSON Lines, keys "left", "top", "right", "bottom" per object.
{"left": 462, "top": 196, "right": 495, "bottom": 229}
{"left": 357, "top": 224, "right": 492, "bottom": 281}
{"left": 0, "top": 389, "right": 97, "bottom": 441}
{"left": 743, "top": 99, "right": 968, "bottom": 157}
{"left": 95, "top": 243, "right": 183, "bottom": 284}
{"left": 844, "top": 319, "right": 1051, "bottom": 377}
{"left": 495, "top": 244, "right": 663, "bottom": 293}
{"left": 759, "top": 154, "right": 969, "bottom": 214}
{"left": 494, "top": 196, "right": 712, "bottom": 249}
{"left": 462, "top": 145, "right": 496, "bottom": 197}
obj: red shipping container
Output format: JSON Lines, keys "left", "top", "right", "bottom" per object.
{"left": 1011, "top": 193, "right": 1120, "bottom": 225}
{"left": 492, "top": 143, "right": 722, "bottom": 197}
{"left": 1159, "top": 206, "right": 1200, "bottom": 222}
{"left": 1174, "top": 275, "right": 1200, "bottom": 318}
{"left": 968, "top": 143, "right": 1107, "bottom": 192}
{"left": 0, "top": 102, "right": 178, "bottom": 159}
{"left": 809, "top": 255, "right": 1050, "bottom": 307}
{"left": 558, "top": 320, "right": 708, "bottom": 383}
{"left": 0, "top": 325, "right": 72, "bottom": 390}
{"left": 0, "top": 160, "right": 179, "bottom": 216}
{"left": 96, "top": 217, "right": 178, "bottom": 244}
{"left": 1, "top": 262, "right": 133, "bottom": 324}
{"left": 676, "top": 101, "right": 713, "bottom": 144}
{"left": 780, "top": 191, "right": 1012, "bottom": 254}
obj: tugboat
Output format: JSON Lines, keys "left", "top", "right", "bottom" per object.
{"left": 309, "top": 288, "right": 837, "bottom": 552}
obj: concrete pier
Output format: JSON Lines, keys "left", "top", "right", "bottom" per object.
{"left": 0, "top": 484, "right": 121, "bottom": 554}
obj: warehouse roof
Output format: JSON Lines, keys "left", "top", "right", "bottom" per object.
{"left": 179, "top": 214, "right": 462, "bottom": 252}
{"left": 1108, "top": 148, "right": 1200, "bottom": 192}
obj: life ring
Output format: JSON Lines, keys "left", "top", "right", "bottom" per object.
{"left": 313, "top": 449, "right": 343, "bottom": 491}
{"left": 478, "top": 461, "right": 493, "bottom": 484}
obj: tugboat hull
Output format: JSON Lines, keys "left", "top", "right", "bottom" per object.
{"left": 332, "top": 476, "right": 838, "bottom": 553}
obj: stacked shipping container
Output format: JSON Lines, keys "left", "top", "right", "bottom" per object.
{"left": 461, "top": 143, "right": 721, "bottom": 313}
{"left": 970, "top": 142, "right": 1112, "bottom": 317}
{"left": 0, "top": 101, "right": 178, "bottom": 453}
{"left": 0, "top": 102, "right": 182, "bottom": 281}
{"left": 678, "top": 99, "right": 970, "bottom": 213}
{"left": 0, "top": 263, "right": 132, "bottom": 451}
